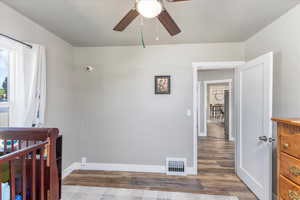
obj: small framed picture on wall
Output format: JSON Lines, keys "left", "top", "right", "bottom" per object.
{"left": 155, "top": 76, "right": 171, "bottom": 95}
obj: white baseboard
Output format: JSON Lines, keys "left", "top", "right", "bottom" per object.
{"left": 186, "top": 167, "right": 197, "bottom": 175}
{"left": 198, "top": 132, "right": 206, "bottom": 136}
{"left": 62, "top": 162, "right": 81, "bottom": 179}
{"left": 81, "top": 163, "right": 166, "bottom": 173}
{"left": 63, "top": 162, "right": 195, "bottom": 177}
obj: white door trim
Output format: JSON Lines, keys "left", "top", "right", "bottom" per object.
{"left": 197, "top": 81, "right": 202, "bottom": 137}
{"left": 203, "top": 79, "right": 233, "bottom": 141}
{"left": 192, "top": 61, "right": 245, "bottom": 175}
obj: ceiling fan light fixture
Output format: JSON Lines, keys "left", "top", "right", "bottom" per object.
{"left": 137, "top": 0, "right": 163, "bottom": 18}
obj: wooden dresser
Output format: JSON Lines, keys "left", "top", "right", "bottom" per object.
{"left": 273, "top": 118, "right": 300, "bottom": 200}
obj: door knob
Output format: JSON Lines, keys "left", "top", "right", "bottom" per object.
{"left": 268, "top": 137, "right": 276, "bottom": 143}
{"left": 258, "top": 136, "right": 268, "bottom": 142}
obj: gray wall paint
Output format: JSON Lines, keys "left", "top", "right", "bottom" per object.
{"left": 197, "top": 70, "right": 234, "bottom": 133}
{"left": 0, "top": 2, "right": 79, "bottom": 168}
{"left": 73, "top": 44, "right": 244, "bottom": 167}
{"left": 245, "top": 4, "right": 300, "bottom": 195}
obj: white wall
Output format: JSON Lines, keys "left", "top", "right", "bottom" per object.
{"left": 245, "top": 4, "right": 300, "bottom": 196}
{"left": 245, "top": 4, "right": 300, "bottom": 118}
{"left": 0, "top": 2, "right": 244, "bottom": 170}
{"left": 73, "top": 44, "right": 244, "bottom": 167}
{"left": 0, "top": 2, "right": 79, "bottom": 168}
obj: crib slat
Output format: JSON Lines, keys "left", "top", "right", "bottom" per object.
{"left": 22, "top": 156, "right": 27, "bottom": 200}
{"left": 19, "top": 140, "right": 22, "bottom": 150}
{"left": 31, "top": 151, "right": 36, "bottom": 200}
{"left": 4, "top": 139, "right": 7, "bottom": 153}
{"left": 0, "top": 179, "right": 2, "bottom": 200}
{"left": 9, "top": 160, "right": 16, "bottom": 200}
{"left": 40, "top": 148, "right": 45, "bottom": 200}
{"left": 11, "top": 140, "right": 14, "bottom": 152}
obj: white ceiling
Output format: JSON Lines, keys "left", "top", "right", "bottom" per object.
{"left": 2, "top": 0, "right": 299, "bottom": 46}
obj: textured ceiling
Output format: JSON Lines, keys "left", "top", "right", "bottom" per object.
{"left": 2, "top": 0, "right": 299, "bottom": 46}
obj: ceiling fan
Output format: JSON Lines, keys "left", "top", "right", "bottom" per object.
{"left": 113, "top": 0, "right": 190, "bottom": 36}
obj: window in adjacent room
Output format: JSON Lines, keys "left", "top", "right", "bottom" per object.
{"left": 0, "top": 48, "right": 11, "bottom": 127}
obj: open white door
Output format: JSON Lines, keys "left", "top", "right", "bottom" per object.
{"left": 236, "top": 52, "right": 273, "bottom": 200}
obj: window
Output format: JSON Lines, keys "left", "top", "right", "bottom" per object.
{"left": 0, "top": 48, "right": 11, "bottom": 127}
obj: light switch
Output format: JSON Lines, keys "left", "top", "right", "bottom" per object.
{"left": 186, "top": 109, "right": 192, "bottom": 117}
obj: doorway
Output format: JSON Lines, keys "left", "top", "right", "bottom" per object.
{"left": 196, "top": 70, "right": 237, "bottom": 186}
{"left": 192, "top": 62, "right": 244, "bottom": 176}
{"left": 203, "top": 79, "right": 233, "bottom": 141}
{"left": 193, "top": 54, "right": 273, "bottom": 200}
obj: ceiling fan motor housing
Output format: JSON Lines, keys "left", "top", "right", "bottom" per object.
{"left": 113, "top": 0, "right": 189, "bottom": 35}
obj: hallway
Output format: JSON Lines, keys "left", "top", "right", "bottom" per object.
{"left": 207, "top": 121, "right": 226, "bottom": 139}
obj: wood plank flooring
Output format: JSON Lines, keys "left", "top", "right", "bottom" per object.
{"left": 207, "top": 121, "right": 226, "bottom": 139}
{"left": 64, "top": 136, "right": 257, "bottom": 200}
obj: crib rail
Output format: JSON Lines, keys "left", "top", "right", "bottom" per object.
{"left": 0, "top": 128, "right": 59, "bottom": 200}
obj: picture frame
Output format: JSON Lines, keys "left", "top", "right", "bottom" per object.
{"left": 155, "top": 76, "right": 171, "bottom": 95}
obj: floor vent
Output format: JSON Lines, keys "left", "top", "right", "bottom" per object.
{"left": 166, "top": 158, "right": 187, "bottom": 176}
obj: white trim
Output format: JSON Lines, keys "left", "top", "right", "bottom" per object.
{"left": 203, "top": 79, "right": 234, "bottom": 141}
{"left": 197, "top": 81, "right": 202, "bottom": 137}
{"left": 202, "top": 79, "right": 233, "bottom": 84}
{"left": 192, "top": 61, "right": 245, "bottom": 70}
{"left": 198, "top": 132, "right": 206, "bottom": 136}
{"left": 82, "top": 163, "right": 166, "bottom": 173}
{"left": 229, "top": 81, "right": 234, "bottom": 141}
{"left": 192, "top": 66, "right": 198, "bottom": 175}
{"left": 62, "top": 162, "right": 195, "bottom": 177}
{"left": 62, "top": 162, "right": 81, "bottom": 179}
{"left": 203, "top": 82, "right": 207, "bottom": 135}
{"left": 192, "top": 61, "right": 245, "bottom": 176}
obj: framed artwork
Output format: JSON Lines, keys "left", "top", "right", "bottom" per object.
{"left": 155, "top": 76, "right": 171, "bottom": 94}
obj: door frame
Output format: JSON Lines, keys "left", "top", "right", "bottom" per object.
{"left": 202, "top": 79, "right": 233, "bottom": 141}
{"left": 192, "top": 61, "right": 245, "bottom": 175}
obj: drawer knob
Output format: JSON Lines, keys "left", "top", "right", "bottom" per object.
{"left": 284, "top": 143, "right": 289, "bottom": 148}
{"left": 288, "top": 166, "right": 300, "bottom": 176}
{"left": 288, "top": 190, "right": 300, "bottom": 200}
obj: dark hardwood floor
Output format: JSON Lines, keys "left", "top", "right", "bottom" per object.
{"left": 64, "top": 135, "right": 257, "bottom": 199}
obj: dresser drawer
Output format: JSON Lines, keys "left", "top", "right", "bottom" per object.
{"left": 281, "top": 153, "right": 300, "bottom": 185}
{"left": 281, "top": 133, "right": 300, "bottom": 159}
{"left": 280, "top": 176, "right": 300, "bottom": 200}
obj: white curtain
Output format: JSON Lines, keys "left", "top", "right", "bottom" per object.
{"left": 10, "top": 44, "right": 46, "bottom": 127}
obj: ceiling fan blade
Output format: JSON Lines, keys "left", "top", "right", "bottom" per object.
{"left": 166, "top": 0, "right": 191, "bottom": 2}
{"left": 113, "top": 9, "right": 139, "bottom": 31}
{"left": 158, "top": 10, "right": 181, "bottom": 36}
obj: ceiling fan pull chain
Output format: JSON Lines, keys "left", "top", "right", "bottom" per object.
{"left": 140, "top": 16, "right": 146, "bottom": 48}
{"left": 140, "top": 29, "right": 146, "bottom": 48}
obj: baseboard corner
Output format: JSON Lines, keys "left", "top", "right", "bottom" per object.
{"left": 198, "top": 132, "right": 206, "bottom": 137}
{"left": 62, "top": 162, "right": 81, "bottom": 179}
